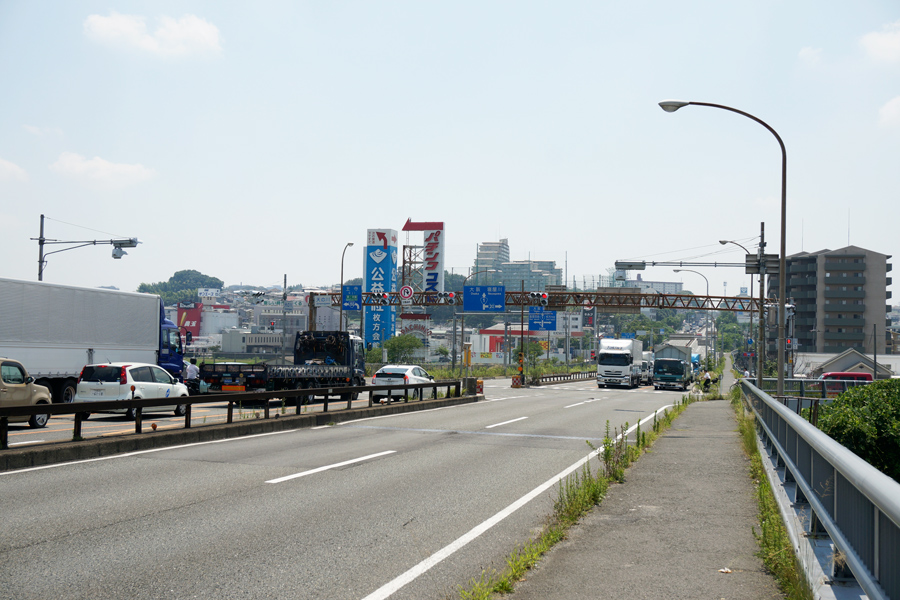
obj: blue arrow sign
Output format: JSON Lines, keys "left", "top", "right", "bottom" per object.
{"left": 342, "top": 285, "right": 362, "bottom": 311}
{"left": 528, "top": 307, "right": 557, "bottom": 331}
{"left": 463, "top": 285, "right": 506, "bottom": 312}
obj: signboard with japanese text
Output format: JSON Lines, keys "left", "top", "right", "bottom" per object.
{"left": 463, "top": 285, "right": 506, "bottom": 312}
{"left": 528, "top": 307, "right": 557, "bottom": 331}
{"left": 423, "top": 225, "right": 444, "bottom": 293}
{"left": 364, "top": 229, "right": 398, "bottom": 346}
{"left": 197, "top": 288, "right": 221, "bottom": 298}
{"left": 177, "top": 302, "right": 203, "bottom": 338}
{"left": 342, "top": 285, "right": 361, "bottom": 311}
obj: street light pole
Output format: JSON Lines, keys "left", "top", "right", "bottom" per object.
{"left": 719, "top": 239, "right": 755, "bottom": 376}
{"left": 339, "top": 242, "right": 354, "bottom": 332}
{"left": 33, "top": 214, "right": 140, "bottom": 281}
{"left": 674, "top": 269, "right": 710, "bottom": 368}
{"left": 660, "top": 100, "right": 787, "bottom": 396}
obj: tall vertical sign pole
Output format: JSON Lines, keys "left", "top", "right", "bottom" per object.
{"left": 364, "top": 229, "right": 398, "bottom": 349}
{"left": 520, "top": 280, "right": 525, "bottom": 383}
{"left": 757, "top": 223, "right": 766, "bottom": 388}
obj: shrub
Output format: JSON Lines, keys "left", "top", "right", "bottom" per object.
{"left": 816, "top": 379, "right": 900, "bottom": 482}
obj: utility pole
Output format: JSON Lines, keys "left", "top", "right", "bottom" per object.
{"left": 757, "top": 222, "right": 766, "bottom": 388}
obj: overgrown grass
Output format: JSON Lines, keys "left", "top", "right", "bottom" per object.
{"left": 456, "top": 396, "right": 694, "bottom": 599}
{"left": 731, "top": 384, "right": 813, "bottom": 600}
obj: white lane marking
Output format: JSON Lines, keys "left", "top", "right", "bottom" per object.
{"left": 485, "top": 416, "right": 527, "bottom": 429}
{"left": 0, "top": 428, "right": 304, "bottom": 476}
{"left": 484, "top": 395, "right": 526, "bottom": 403}
{"left": 564, "top": 402, "right": 585, "bottom": 408}
{"left": 360, "top": 405, "right": 674, "bottom": 600}
{"left": 266, "top": 450, "right": 396, "bottom": 484}
{"left": 9, "top": 440, "right": 45, "bottom": 446}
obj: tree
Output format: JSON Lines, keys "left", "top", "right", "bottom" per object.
{"left": 816, "top": 379, "right": 900, "bottom": 482}
{"left": 383, "top": 334, "right": 423, "bottom": 364}
{"left": 138, "top": 270, "right": 224, "bottom": 305}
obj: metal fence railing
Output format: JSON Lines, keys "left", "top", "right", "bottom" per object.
{"left": 740, "top": 380, "right": 900, "bottom": 600}
{"left": 539, "top": 370, "right": 597, "bottom": 384}
{"left": 0, "top": 380, "right": 464, "bottom": 451}
{"left": 755, "top": 377, "right": 869, "bottom": 398}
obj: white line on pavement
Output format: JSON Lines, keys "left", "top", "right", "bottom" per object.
{"left": 359, "top": 404, "right": 675, "bottom": 600}
{"left": 265, "top": 450, "right": 396, "bottom": 484}
{"left": 485, "top": 416, "right": 527, "bottom": 429}
{"left": 9, "top": 440, "right": 45, "bottom": 446}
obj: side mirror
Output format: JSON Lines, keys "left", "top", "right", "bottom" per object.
{"left": 26, "top": 376, "right": 34, "bottom": 384}
{"left": 185, "top": 331, "right": 193, "bottom": 346}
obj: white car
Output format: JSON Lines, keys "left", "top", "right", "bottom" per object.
{"left": 73, "top": 362, "right": 189, "bottom": 419}
{"left": 371, "top": 365, "right": 434, "bottom": 402}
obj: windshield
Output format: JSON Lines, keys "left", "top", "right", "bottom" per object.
{"left": 654, "top": 360, "right": 684, "bottom": 375}
{"left": 598, "top": 354, "right": 630, "bottom": 366}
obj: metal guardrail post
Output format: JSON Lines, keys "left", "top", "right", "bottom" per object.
{"left": 0, "top": 417, "right": 7, "bottom": 450}
{"left": 134, "top": 407, "right": 142, "bottom": 434}
{"left": 184, "top": 405, "right": 192, "bottom": 429}
{"left": 323, "top": 391, "right": 329, "bottom": 413}
{"left": 227, "top": 401, "right": 234, "bottom": 423}
{"left": 74, "top": 413, "right": 84, "bottom": 439}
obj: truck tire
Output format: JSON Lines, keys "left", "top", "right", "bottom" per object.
{"left": 28, "top": 401, "right": 50, "bottom": 428}
{"left": 56, "top": 379, "right": 77, "bottom": 404}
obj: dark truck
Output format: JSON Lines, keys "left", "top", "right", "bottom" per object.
{"left": 652, "top": 358, "right": 691, "bottom": 391}
{"left": 199, "top": 331, "right": 366, "bottom": 400}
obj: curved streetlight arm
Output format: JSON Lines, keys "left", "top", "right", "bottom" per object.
{"left": 660, "top": 99, "right": 787, "bottom": 396}
{"left": 339, "top": 242, "right": 354, "bottom": 332}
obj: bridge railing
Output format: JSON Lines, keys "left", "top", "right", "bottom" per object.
{"left": 755, "top": 377, "right": 869, "bottom": 398}
{"left": 740, "top": 379, "right": 900, "bottom": 600}
{"left": 0, "top": 380, "right": 463, "bottom": 450}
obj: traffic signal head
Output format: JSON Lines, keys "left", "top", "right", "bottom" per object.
{"left": 539, "top": 292, "right": 549, "bottom": 306}
{"left": 438, "top": 291, "right": 456, "bottom": 305}
{"left": 373, "top": 292, "right": 389, "bottom": 305}
{"left": 517, "top": 352, "right": 524, "bottom": 364}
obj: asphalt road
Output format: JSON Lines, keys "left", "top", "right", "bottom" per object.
{"left": 1, "top": 379, "right": 683, "bottom": 600}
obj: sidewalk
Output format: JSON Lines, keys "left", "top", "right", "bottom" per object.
{"left": 510, "top": 367, "right": 783, "bottom": 599}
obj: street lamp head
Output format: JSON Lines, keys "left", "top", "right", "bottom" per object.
{"left": 718, "top": 240, "right": 729, "bottom": 245}
{"left": 659, "top": 100, "right": 689, "bottom": 113}
{"left": 347, "top": 242, "right": 354, "bottom": 247}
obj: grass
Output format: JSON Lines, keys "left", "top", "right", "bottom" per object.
{"left": 730, "top": 384, "right": 813, "bottom": 600}
{"left": 456, "top": 396, "right": 694, "bottom": 600}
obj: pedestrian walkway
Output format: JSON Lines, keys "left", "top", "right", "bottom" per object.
{"left": 510, "top": 363, "right": 782, "bottom": 599}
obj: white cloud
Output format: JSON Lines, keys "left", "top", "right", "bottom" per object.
{"left": 861, "top": 20, "right": 900, "bottom": 62}
{"left": 50, "top": 152, "right": 156, "bottom": 188}
{"left": 83, "top": 12, "right": 222, "bottom": 57}
{"left": 798, "top": 46, "right": 823, "bottom": 65}
{"left": 879, "top": 96, "right": 900, "bottom": 127}
{"left": 0, "top": 158, "right": 28, "bottom": 182}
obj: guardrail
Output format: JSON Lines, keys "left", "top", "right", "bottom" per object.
{"left": 0, "top": 380, "right": 463, "bottom": 450}
{"left": 539, "top": 370, "right": 597, "bottom": 383}
{"left": 755, "top": 377, "right": 869, "bottom": 398}
{"left": 740, "top": 380, "right": 900, "bottom": 600}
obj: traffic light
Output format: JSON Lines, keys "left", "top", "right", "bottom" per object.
{"left": 517, "top": 352, "right": 524, "bottom": 373}
{"left": 437, "top": 291, "right": 456, "bottom": 305}
{"left": 372, "top": 292, "right": 389, "bottom": 305}
{"left": 529, "top": 292, "right": 541, "bottom": 304}
{"left": 539, "top": 292, "right": 549, "bottom": 306}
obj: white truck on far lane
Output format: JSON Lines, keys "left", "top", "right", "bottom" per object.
{"left": 596, "top": 338, "right": 643, "bottom": 388}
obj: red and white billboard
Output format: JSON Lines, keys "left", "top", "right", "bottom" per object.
{"left": 177, "top": 302, "right": 203, "bottom": 338}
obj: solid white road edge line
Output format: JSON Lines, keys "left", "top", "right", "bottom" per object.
{"left": 266, "top": 450, "right": 396, "bottom": 484}
{"left": 485, "top": 416, "right": 527, "bottom": 429}
{"left": 9, "top": 440, "right": 45, "bottom": 446}
{"left": 359, "top": 404, "right": 674, "bottom": 600}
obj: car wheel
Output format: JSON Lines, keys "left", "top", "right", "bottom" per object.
{"left": 28, "top": 403, "right": 50, "bottom": 428}
{"left": 174, "top": 402, "right": 187, "bottom": 417}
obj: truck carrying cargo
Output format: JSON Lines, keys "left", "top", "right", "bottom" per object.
{"left": 199, "top": 330, "right": 366, "bottom": 400}
{"left": 0, "top": 277, "right": 184, "bottom": 403}
{"left": 641, "top": 350, "right": 654, "bottom": 385}
{"left": 596, "top": 338, "right": 643, "bottom": 388}
{"left": 652, "top": 358, "right": 691, "bottom": 391}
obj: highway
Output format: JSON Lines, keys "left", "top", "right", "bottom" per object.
{"left": 1, "top": 379, "right": 682, "bottom": 600}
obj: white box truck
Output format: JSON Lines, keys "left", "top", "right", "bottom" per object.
{"left": 0, "top": 278, "right": 184, "bottom": 403}
{"left": 596, "top": 338, "right": 643, "bottom": 388}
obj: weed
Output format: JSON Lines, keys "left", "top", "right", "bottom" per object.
{"left": 734, "top": 386, "right": 813, "bottom": 600}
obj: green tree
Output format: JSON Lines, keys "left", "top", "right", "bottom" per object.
{"left": 383, "top": 334, "right": 424, "bottom": 364}
{"left": 816, "top": 379, "right": 900, "bottom": 482}
{"left": 138, "top": 270, "right": 224, "bottom": 305}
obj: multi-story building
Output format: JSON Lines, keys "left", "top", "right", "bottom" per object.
{"left": 768, "top": 245, "right": 892, "bottom": 354}
{"left": 624, "top": 274, "right": 684, "bottom": 295}
{"left": 498, "top": 260, "right": 563, "bottom": 291}
{"left": 473, "top": 239, "right": 510, "bottom": 277}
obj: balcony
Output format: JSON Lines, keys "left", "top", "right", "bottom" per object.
{"left": 823, "top": 331, "right": 866, "bottom": 341}
{"left": 824, "top": 290, "right": 866, "bottom": 299}
{"left": 824, "top": 317, "right": 864, "bottom": 327}
{"left": 824, "top": 304, "right": 865, "bottom": 313}
{"left": 824, "top": 261, "right": 865, "bottom": 271}
{"left": 824, "top": 275, "right": 865, "bottom": 286}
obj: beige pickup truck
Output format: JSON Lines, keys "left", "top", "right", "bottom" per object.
{"left": 1, "top": 358, "right": 52, "bottom": 428}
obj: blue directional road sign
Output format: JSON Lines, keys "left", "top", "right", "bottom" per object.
{"left": 463, "top": 285, "right": 506, "bottom": 312}
{"left": 528, "top": 307, "right": 557, "bottom": 331}
{"left": 620, "top": 333, "right": 636, "bottom": 339}
{"left": 342, "top": 285, "right": 362, "bottom": 311}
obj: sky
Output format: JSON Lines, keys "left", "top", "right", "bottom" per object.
{"left": 1, "top": 1, "right": 898, "bottom": 299}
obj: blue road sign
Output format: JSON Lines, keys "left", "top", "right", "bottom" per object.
{"left": 463, "top": 285, "right": 506, "bottom": 312}
{"left": 529, "top": 307, "right": 557, "bottom": 331}
{"left": 620, "top": 332, "right": 636, "bottom": 339}
{"left": 342, "top": 285, "right": 362, "bottom": 311}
